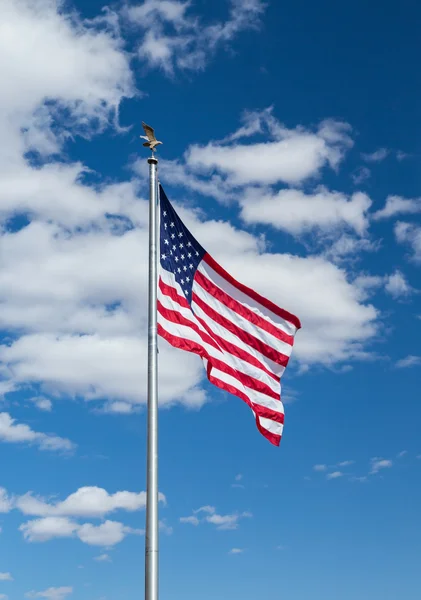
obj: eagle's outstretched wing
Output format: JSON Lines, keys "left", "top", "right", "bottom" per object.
{"left": 142, "top": 122, "right": 156, "bottom": 142}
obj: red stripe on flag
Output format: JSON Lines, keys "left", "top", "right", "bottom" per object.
{"left": 191, "top": 310, "right": 278, "bottom": 382}
{"left": 159, "top": 278, "right": 190, "bottom": 309}
{"left": 157, "top": 301, "right": 221, "bottom": 352}
{"left": 192, "top": 291, "right": 290, "bottom": 368}
{"left": 203, "top": 253, "right": 302, "bottom": 330}
{"left": 157, "top": 324, "right": 284, "bottom": 425}
{"left": 159, "top": 303, "right": 280, "bottom": 401}
{"left": 195, "top": 269, "right": 294, "bottom": 346}
{"left": 206, "top": 367, "right": 282, "bottom": 446}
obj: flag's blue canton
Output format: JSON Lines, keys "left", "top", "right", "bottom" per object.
{"left": 159, "top": 186, "right": 206, "bottom": 305}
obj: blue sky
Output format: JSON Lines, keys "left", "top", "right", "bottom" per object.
{"left": 0, "top": 1, "right": 420, "bottom": 599}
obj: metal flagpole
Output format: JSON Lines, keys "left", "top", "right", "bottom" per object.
{"left": 145, "top": 150, "right": 159, "bottom": 600}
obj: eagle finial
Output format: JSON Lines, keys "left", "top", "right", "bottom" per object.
{"left": 140, "top": 122, "right": 163, "bottom": 154}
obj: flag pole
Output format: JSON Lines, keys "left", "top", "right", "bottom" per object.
{"left": 145, "top": 150, "right": 159, "bottom": 600}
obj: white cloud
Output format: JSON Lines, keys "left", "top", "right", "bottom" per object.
{"left": 0, "top": 0, "right": 133, "bottom": 191}
{"left": 14, "top": 485, "right": 164, "bottom": 546}
{"left": 229, "top": 548, "right": 244, "bottom": 554}
{"left": 351, "top": 166, "right": 371, "bottom": 185}
{"left": 239, "top": 188, "right": 371, "bottom": 236}
{"left": 370, "top": 458, "right": 393, "bottom": 475}
{"left": 30, "top": 397, "right": 52, "bottom": 412}
{"left": 94, "top": 553, "right": 111, "bottom": 562}
{"left": 0, "top": 573, "right": 13, "bottom": 581}
{"left": 353, "top": 274, "right": 385, "bottom": 299}
{"left": 179, "top": 516, "right": 200, "bottom": 526}
{"left": 0, "top": 0, "right": 133, "bottom": 114}
{"left": 234, "top": 474, "right": 243, "bottom": 482}
{"left": 0, "top": 412, "right": 74, "bottom": 452}
{"left": 313, "top": 464, "right": 327, "bottom": 472}
{"left": 77, "top": 520, "right": 142, "bottom": 546}
{"left": 323, "top": 235, "right": 379, "bottom": 263}
{"left": 205, "top": 511, "right": 251, "bottom": 530}
{"left": 374, "top": 195, "right": 421, "bottom": 220}
{"left": 384, "top": 270, "right": 413, "bottom": 299}
{"left": 361, "top": 148, "right": 389, "bottom": 163}
{"left": 338, "top": 460, "right": 355, "bottom": 467}
{"left": 102, "top": 402, "right": 136, "bottom": 415}
{"left": 193, "top": 505, "right": 216, "bottom": 515}
{"left": 159, "top": 520, "right": 173, "bottom": 535}
{"left": 127, "top": 0, "right": 266, "bottom": 74}
{"left": 222, "top": 108, "right": 268, "bottom": 142}
{"left": 186, "top": 117, "right": 353, "bottom": 186}
{"left": 0, "top": 488, "right": 13, "bottom": 513}
{"left": 20, "top": 516, "right": 79, "bottom": 542}
{"left": 182, "top": 506, "right": 251, "bottom": 529}
{"left": 396, "top": 355, "right": 421, "bottom": 368}
{"left": 395, "top": 222, "right": 421, "bottom": 262}
{"left": 397, "top": 451, "right": 407, "bottom": 458}
{"left": 16, "top": 486, "right": 166, "bottom": 518}
{"left": 326, "top": 471, "right": 343, "bottom": 480}
{"left": 0, "top": 595, "right": 8, "bottom": 600}
{"left": 19, "top": 517, "right": 142, "bottom": 547}
{"left": 26, "top": 587, "right": 72, "bottom": 600}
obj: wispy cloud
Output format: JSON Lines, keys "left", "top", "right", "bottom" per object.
{"left": 15, "top": 486, "right": 166, "bottom": 518}
{"left": 374, "top": 195, "right": 421, "bottom": 220}
{"left": 159, "top": 520, "right": 173, "bottom": 535}
{"left": 0, "top": 412, "right": 74, "bottom": 453}
{"left": 20, "top": 517, "right": 143, "bottom": 546}
{"left": 0, "top": 573, "right": 13, "bottom": 581}
{"left": 26, "top": 588, "right": 73, "bottom": 600}
{"left": 395, "top": 221, "right": 421, "bottom": 262}
{"left": 193, "top": 505, "right": 216, "bottom": 515}
{"left": 179, "top": 515, "right": 200, "bottom": 526}
{"left": 384, "top": 270, "right": 413, "bottom": 299}
{"left": 326, "top": 471, "right": 343, "bottom": 480}
{"left": 370, "top": 458, "right": 393, "bottom": 475}
{"left": 29, "top": 397, "right": 52, "bottom": 412}
{"left": 231, "top": 473, "right": 245, "bottom": 489}
{"left": 396, "top": 355, "right": 421, "bottom": 369}
{"left": 94, "top": 553, "right": 111, "bottom": 562}
{"left": 206, "top": 511, "right": 251, "bottom": 530}
{"left": 351, "top": 166, "right": 371, "bottom": 185}
{"left": 181, "top": 506, "right": 251, "bottom": 530}
{"left": 361, "top": 148, "right": 389, "bottom": 163}
{"left": 0, "top": 488, "right": 12, "bottom": 513}
{"left": 396, "top": 150, "right": 409, "bottom": 161}
{"left": 126, "top": 0, "right": 266, "bottom": 75}
{"left": 229, "top": 548, "right": 244, "bottom": 554}
{"left": 397, "top": 450, "right": 408, "bottom": 458}
{"left": 337, "top": 460, "right": 355, "bottom": 467}
{"left": 313, "top": 464, "right": 327, "bottom": 472}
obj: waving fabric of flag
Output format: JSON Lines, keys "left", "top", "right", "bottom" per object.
{"left": 157, "top": 186, "right": 301, "bottom": 446}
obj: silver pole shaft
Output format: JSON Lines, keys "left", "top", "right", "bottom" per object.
{"left": 145, "top": 155, "right": 159, "bottom": 600}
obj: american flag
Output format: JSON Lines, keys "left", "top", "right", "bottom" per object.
{"left": 157, "top": 186, "right": 301, "bottom": 446}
